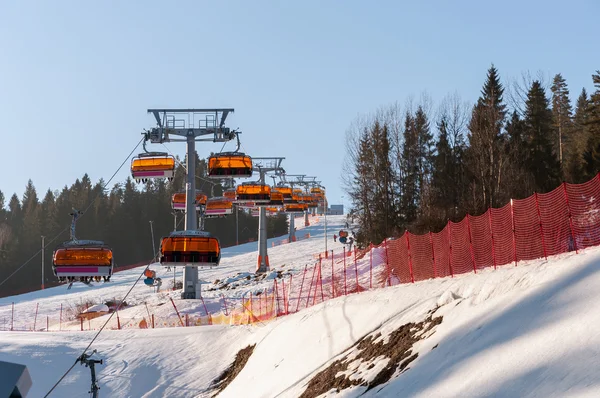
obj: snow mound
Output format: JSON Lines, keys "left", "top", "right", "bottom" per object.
{"left": 437, "top": 290, "right": 462, "bottom": 307}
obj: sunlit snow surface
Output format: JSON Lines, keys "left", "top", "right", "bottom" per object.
{"left": 2, "top": 214, "right": 600, "bottom": 397}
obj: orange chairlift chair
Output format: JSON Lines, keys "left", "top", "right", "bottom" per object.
{"left": 205, "top": 197, "right": 234, "bottom": 217}
{"left": 171, "top": 191, "right": 208, "bottom": 211}
{"left": 207, "top": 152, "right": 253, "bottom": 178}
{"left": 52, "top": 211, "right": 113, "bottom": 284}
{"left": 235, "top": 182, "right": 271, "bottom": 203}
{"left": 159, "top": 230, "right": 221, "bottom": 267}
{"left": 131, "top": 152, "right": 176, "bottom": 183}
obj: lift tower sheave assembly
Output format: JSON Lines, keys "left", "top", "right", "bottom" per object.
{"left": 251, "top": 157, "right": 285, "bottom": 273}
{"left": 143, "top": 108, "right": 237, "bottom": 299}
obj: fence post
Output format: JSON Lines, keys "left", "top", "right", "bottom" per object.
{"left": 319, "top": 258, "right": 324, "bottom": 303}
{"left": 80, "top": 317, "right": 83, "bottom": 331}
{"left": 281, "top": 277, "right": 287, "bottom": 316}
{"left": 467, "top": 215, "right": 477, "bottom": 274}
{"left": 406, "top": 233, "right": 415, "bottom": 283}
{"left": 448, "top": 223, "right": 454, "bottom": 277}
{"left": 169, "top": 297, "right": 185, "bottom": 327}
{"left": 33, "top": 303, "right": 39, "bottom": 331}
{"left": 535, "top": 193, "right": 548, "bottom": 260}
{"left": 510, "top": 199, "right": 518, "bottom": 266}
{"left": 331, "top": 250, "right": 335, "bottom": 298}
{"left": 429, "top": 232, "right": 437, "bottom": 278}
{"left": 354, "top": 247, "right": 359, "bottom": 292}
{"left": 295, "top": 264, "right": 308, "bottom": 313}
{"left": 46, "top": 316, "right": 49, "bottom": 332}
{"left": 384, "top": 238, "right": 391, "bottom": 286}
{"left": 343, "top": 246, "right": 347, "bottom": 295}
{"left": 274, "top": 279, "right": 280, "bottom": 316}
{"left": 563, "top": 182, "right": 578, "bottom": 254}
{"left": 488, "top": 210, "right": 497, "bottom": 269}
{"left": 152, "top": 314, "right": 155, "bottom": 329}
{"left": 287, "top": 275, "right": 293, "bottom": 315}
{"left": 116, "top": 310, "right": 121, "bottom": 330}
{"left": 185, "top": 313, "right": 189, "bottom": 327}
{"left": 306, "top": 264, "right": 317, "bottom": 309}
{"left": 10, "top": 302, "right": 14, "bottom": 331}
{"left": 369, "top": 244, "right": 373, "bottom": 289}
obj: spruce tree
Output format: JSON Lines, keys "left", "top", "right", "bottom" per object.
{"left": 568, "top": 88, "right": 590, "bottom": 182}
{"left": 466, "top": 64, "right": 507, "bottom": 212}
{"left": 583, "top": 71, "right": 600, "bottom": 177}
{"left": 523, "top": 80, "right": 560, "bottom": 191}
{"left": 400, "top": 111, "right": 419, "bottom": 225}
{"left": 431, "top": 116, "right": 454, "bottom": 226}
{"left": 550, "top": 74, "right": 573, "bottom": 176}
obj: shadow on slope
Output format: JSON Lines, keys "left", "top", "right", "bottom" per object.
{"left": 380, "top": 250, "right": 600, "bottom": 396}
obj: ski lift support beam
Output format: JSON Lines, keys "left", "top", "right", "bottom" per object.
{"left": 143, "top": 108, "right": 237, "bottom": 299}
{"left": 249, "top": 157, "right": 285, "bottom": 273}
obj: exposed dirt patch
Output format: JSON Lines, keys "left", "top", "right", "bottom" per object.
{"left": 210, "top": 344, "right": 256, "bottom": 396}
{"left": 299, "top": 310, "right": 442, "bottom": 398}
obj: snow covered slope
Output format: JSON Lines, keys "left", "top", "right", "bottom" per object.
{"left": 2, "top": 214, "right": 600, "bottom": 397}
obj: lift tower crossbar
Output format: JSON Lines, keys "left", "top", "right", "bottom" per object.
{"left": 144, "top": 108, "right": 237, "bottom": 299}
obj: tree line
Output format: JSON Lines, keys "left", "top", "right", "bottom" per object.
{"left": 344, "top": 65, "right": 600, "bottom": 247}
{"left": 0, "top": 152, "right": 289, "bottom": 296}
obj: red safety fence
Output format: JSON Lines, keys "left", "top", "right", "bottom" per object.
{"left": 5, "top": 175, "right": 600, "bottom": 332}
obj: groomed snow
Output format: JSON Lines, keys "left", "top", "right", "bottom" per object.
{"left": 2, "top": 214, "right": 600, "bottom": 397}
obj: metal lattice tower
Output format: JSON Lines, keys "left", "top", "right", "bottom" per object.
{"left": 251, "top": 157, "right": 285, "bottom": 273}
{"left": 144, "top": 108, "right": 238, "bottom": 299}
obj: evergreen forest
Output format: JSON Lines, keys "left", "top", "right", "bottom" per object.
{"left": 0, "top": 153, "right": 289, "bottom": 296}
{"left": 344, "top": 66, "right": 600, "bottom": 247}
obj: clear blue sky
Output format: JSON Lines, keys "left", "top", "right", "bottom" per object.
{"left": 1, "top": 0, "right": 598, "bottom": 212}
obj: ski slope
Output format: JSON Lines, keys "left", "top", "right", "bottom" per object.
{"left": 2, "top": 214, "right": 600, "bottom": 397}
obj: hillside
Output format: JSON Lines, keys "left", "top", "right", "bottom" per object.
{"left": 2, "top": 215, "right": 600, "bottom": 397}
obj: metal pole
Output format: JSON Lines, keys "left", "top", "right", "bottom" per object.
{"left": 41, "top": 236, "right": 45, "bottom": 290}
{"left": 324, "top": 201, "right": 328, "bottom": 254}
{"left": 149, "top": 221, "right": 156, "bottom": 261}
{"left": 289, "top": 214, "right": 296, "bottom": 243}
{"left": 183, "top": 133, "right": 198, "bottom": 299}
{"left": 257, "top": 171, "right": 269, "bottom": 273}
{"left": 236, "top": 205, "right": 239, "bottom": 246}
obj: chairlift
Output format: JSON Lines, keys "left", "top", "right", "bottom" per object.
{"left": 235, "top": 182, "right": 271, "bottom": 203}
{"left": 205, "top": 197, "right": 234, "bottom": 217}
{"left": 171, "top": 191, "right": 208, "bottom": 211}
{"left": 131, "top": 152, "right": 176, "bottom": 183}
{"left": 52, "top": 210, "right": 113, "bottom": 284}
{"left": 159, "top": 230, "right": 221, "bottom": 267}
{"left": 207, "top": 152, "right": 253, "bottom": 178}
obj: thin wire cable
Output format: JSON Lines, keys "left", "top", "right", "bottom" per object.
{"left": 45, "top": 239, "right": 163, "bottom": 397}
{"left": 0, "top": 137, "right": 144, "bottom": 289}
{"left": 160, "top": 143, "right": 219, "bottom": 193}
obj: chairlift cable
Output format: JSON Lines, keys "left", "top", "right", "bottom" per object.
{"left": 0, "top": 137, "right": 144, "bottom": 289}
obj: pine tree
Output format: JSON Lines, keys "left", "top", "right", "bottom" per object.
{"left": 371, "top": 121, "right": 396, "bottom": 242}
{"left": 466, "top": 64, "right": 507, "bottom": 212}
{"left": 431, "top": 116, "right": 454, "bottom": 225}
{"left": 523, "top": 80, "right": 560, "bottom": 191}
{"left": 583, "top": 71, "right": 600, "bottom": 177}
{"left": 550, "top": 74, "right": 573, "bottom": 177}
{"left": 504, "top": 111, "right": 535, "bottom": 198}
{"left": 567, "top": 88, "right": 590, "bottom": 182}
{"left": 400, "top": 111, "right": 419, "bottom": 225}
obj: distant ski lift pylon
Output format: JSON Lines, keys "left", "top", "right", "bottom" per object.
{"left": 171, "top": 191, "right": 207, "bottom": 211}
{"left": 207, "top": 152, "right": 253, "bottom": 178}
{"left": 159, "top": 230, "right": 221, "bottom": 267}
{"left": 131, "top": 152, "right": 175, "bottom": 183}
